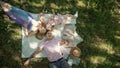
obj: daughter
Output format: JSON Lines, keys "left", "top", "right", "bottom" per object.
{"left": 24, "top": 13, "right": 47, "bottom": 40}
{"left": 59, "top": 39, "right": 81, "bottom": 66}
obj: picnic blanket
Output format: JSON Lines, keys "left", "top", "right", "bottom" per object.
{"left": 22, "top": 13, "right": 83, "bottom": 58}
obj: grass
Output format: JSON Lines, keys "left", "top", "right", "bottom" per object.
{"left": 0, "top": 0, "right": 120, "bottom": 68}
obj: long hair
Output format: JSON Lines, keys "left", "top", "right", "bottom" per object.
{"left": 35, "top": 21, "right": 47, "bottom": 40}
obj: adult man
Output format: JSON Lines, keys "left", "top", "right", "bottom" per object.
{"left": 24, "top": 30, "right": 71, "bottom": 68}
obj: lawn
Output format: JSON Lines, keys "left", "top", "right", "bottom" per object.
{"left": 0, "top": 0, "right": 120, "bottom": 68}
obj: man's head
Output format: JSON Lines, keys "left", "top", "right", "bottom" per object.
{"left": 45, "top": 30, "right": 54, "bottom": 40}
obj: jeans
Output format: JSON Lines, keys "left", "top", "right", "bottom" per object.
{"left": 49, "top": 58, "right": 71, "bottom": 68}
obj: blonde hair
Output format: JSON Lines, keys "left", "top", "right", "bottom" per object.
{"left": 35, "top": 22, "right": 47, "bottom": 40}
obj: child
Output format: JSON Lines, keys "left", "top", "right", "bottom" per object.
{"left": 59, "top": 39, "right": 81, "bottom": 66}
{"left": 70, "top": 47, "right": 81, "bottom": 58}
{"left": 24, "top": 16, "right": 47, "bottom": 40}
{"left": 68, "top": 47, "right": 81, "bottom": 66}
{"left": 60, "top": 39, "right": 79, "bottom": 58}
{"left": 46, "top": 9, "right": 64, "bottom": 31}
{"left": 24, "top": 24, "right": 46, "bottom": 40}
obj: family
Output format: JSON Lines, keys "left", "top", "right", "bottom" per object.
{"left": 0, "top": 1, "right": 81, "bottom": 68}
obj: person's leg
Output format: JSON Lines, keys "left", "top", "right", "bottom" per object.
{"left": 49, "top": 63, "right": 57, "bottom": 68}
{"left": 59, "top": 59, "right": 71, "bottom": 68}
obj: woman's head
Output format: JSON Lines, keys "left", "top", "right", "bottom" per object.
{"left": 1, "top": 2, "right": 11, "bottom": 12}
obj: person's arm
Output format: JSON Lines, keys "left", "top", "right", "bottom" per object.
{"left": 23, "top": 23, "right": 29, "bottom": 36}
{"left": 59, "top": 40, "right": 75, "bottom": 48}
{"left": 65, "top": 45, "right": 75, "bottom": 48}
{"left": 52, "top": 9, "right": 55, "bottom": 15}
{"left": 24, "top": 47, "right": 43, "bottom": 66}
{"left": 62, "top": 44, "right": 75, "bottom": 48}
{"left": 26, "top": 31, "right": 36, "bottom": 37}
{"left": 29, "top": 47, "right": 43, "bottom": 59}
{"left": 23, "top": 23, "right": 36, "bottom": 37}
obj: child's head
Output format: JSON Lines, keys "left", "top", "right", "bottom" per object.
{"left": 46, "top": 24, "right": 54, "bottom": 31}
{"left": 39, "top": 13, "right": 45, "bottom": 23}
{"left": 70, "top": 47, "right": 81, "bottom": 58}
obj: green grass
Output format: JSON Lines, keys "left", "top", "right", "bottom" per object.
{"left": 0, "top": 0, "right": 120, "bottom": 68}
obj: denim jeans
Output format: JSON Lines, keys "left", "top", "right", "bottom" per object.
{"left": 49, "top": 58, "right": 71, "bottom": 68}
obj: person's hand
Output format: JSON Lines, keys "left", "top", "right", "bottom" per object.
{"left": 24, "top": 23, "right": 28, "bottom": 28}
{"left": 24, "top": 59, "right": 30, "bottom": 67}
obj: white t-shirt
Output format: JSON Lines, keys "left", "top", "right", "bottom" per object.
{"left": 60, "top": 45, "right": 71, "bottom": 59}
{"left": 39, "top": 38, "right": 63, "bottom": 62}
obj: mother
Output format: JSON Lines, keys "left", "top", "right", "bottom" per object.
{"left": 0, "top": 1, "right": 33, "bottom": 30}
{"left": 0, "top": 1, "right": 47, "bottom": 39}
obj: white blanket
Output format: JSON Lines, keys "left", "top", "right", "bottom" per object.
{"left": 22, "top": 12, "right": 83, "bottom": 58}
